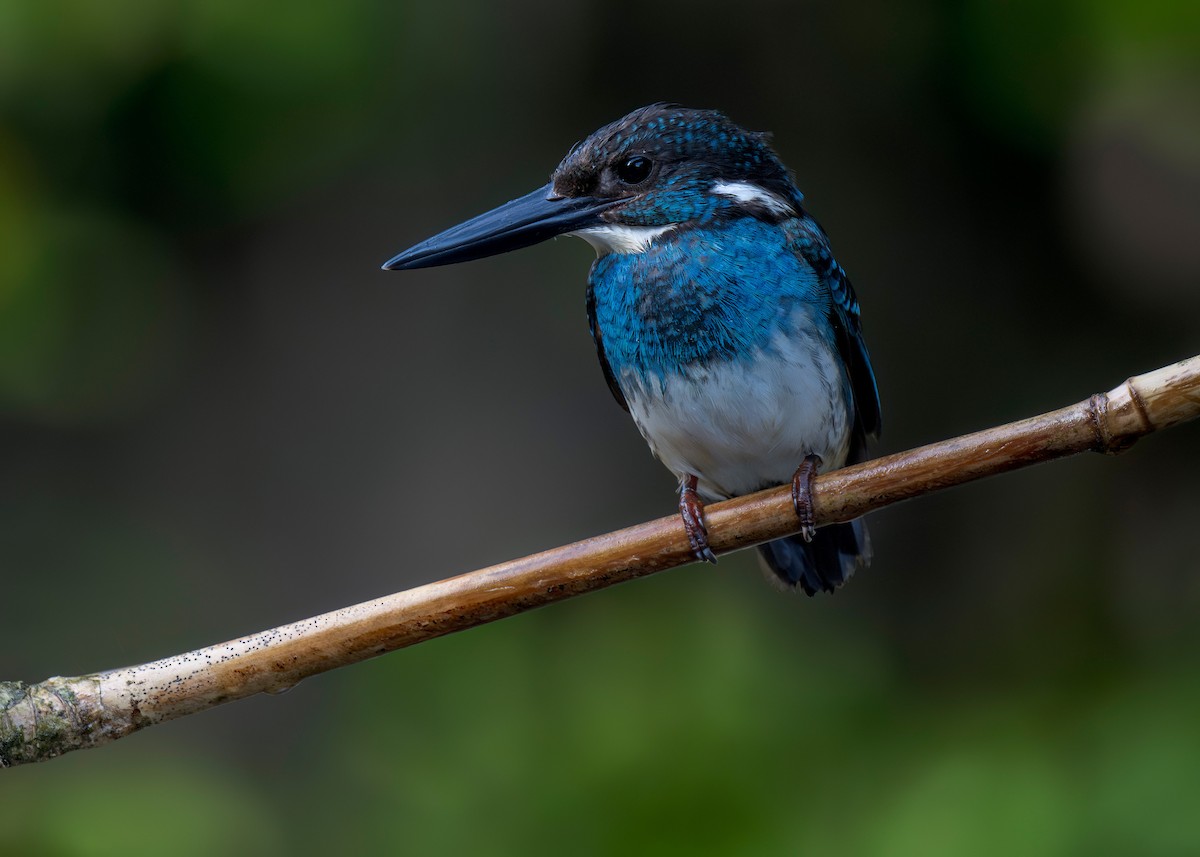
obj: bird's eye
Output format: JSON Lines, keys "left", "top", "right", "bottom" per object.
{"left": 615, "top": 155, "right": 653, "bottom": 185}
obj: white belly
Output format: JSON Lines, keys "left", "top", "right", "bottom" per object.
{"left": 623, "top": 322, "right": 852, "bottom": 501}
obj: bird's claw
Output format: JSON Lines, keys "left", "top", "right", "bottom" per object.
{"left": 679, "top": 475, "right": 717, "bottom": 564}
{"left": 791, "top": 454, "right": 823, "bottom": 543}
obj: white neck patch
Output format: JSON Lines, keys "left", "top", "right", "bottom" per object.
{"left": 710, "top": 181, "right": 796, "bottom": 217}
{"left": 569, "top": 223, "right": 677, "bottom": 256}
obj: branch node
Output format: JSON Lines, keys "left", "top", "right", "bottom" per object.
{"left": 1088, "top": 393, "right": 1124, "bottom": 455}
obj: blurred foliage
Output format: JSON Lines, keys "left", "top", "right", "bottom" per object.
{"left": 2, "top": 0, "right": 1199, "bottom": 854}
{"left": 956, "top": 0, "right": 1200, "bottom": 148}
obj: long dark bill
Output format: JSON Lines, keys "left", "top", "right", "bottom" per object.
{"left": 382, "top": 183, "right": 625, "bottom": 271}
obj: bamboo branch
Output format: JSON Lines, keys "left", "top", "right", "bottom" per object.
{"left": 3, "top": 355, "right": 1198, "bottom": 767}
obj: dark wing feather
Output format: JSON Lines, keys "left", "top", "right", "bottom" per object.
{"left": 828, "top": 266, "right": 881, "bottom": 462}
{"left": 586, "top": 280, "right": 629, "bottom": 413}
{"left": 787, "top": 215, "right": 881, "bottom": 459}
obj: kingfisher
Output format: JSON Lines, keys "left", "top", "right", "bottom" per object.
{"left": 383, "top": 104, "right": 881, "bottom": 595}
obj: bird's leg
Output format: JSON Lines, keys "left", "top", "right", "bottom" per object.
{"left": 791, "top": 454, "right": 823, "bottom": 543}
{"left": 679, "top": 474, "right": 717, "bottom": 564}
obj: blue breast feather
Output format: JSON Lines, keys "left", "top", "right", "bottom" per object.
{"left": 590, "top": 217, "right": 831, "bottom": 391}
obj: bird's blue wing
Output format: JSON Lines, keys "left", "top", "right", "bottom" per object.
{"left": 785, "top": 215, "right": 882, "bottom": 453}
{"left": 586, "top": 278, "right": 630, "bottom": 413}
{"left": 828, "top": 263, "right": 882, "bottom": 446}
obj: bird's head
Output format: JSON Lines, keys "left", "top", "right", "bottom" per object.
{"left": 383, "top": 103, "right": 803, "bottom": 270}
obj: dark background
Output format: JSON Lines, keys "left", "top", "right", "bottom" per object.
{"left": 2, "top": 1, "right": 1198, "bottom": 853}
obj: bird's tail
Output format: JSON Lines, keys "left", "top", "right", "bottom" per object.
{"left": 757, "top": 519, "right": 871, "bottom": 596}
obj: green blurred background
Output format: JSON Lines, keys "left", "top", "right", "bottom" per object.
{"left": 2, "top": 0, "right": 1199, "bottom": 853}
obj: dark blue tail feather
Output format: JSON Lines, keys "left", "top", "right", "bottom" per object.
{"left": 758, "top": 519, "right": 871, "bottom": 595}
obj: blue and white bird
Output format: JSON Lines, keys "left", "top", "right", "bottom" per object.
{"left": 383, "top": 104, "right": 881, "bottom": 595}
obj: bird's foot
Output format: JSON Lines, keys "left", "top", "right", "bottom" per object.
{"left": 791, "top": 454, "right": 823, "bottom": 543}
{"left": 679, "top": 474, "right": 717, "bottom": 564}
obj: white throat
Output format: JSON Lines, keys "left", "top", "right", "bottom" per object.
{"left": 569, "top": 223, "right": 677, "bottom": 256}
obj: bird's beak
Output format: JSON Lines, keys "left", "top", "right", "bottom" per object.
{"left": 382, "top": 182, "right": 625, "bottom": 271}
